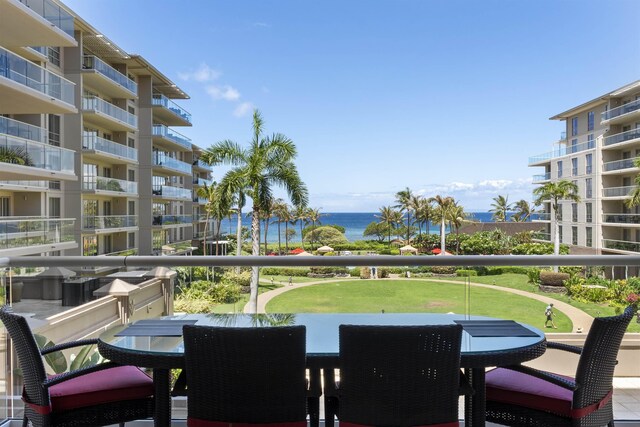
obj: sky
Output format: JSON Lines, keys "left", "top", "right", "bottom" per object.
{"left": 62, "top": 0, "right": 640, "bottom": 212}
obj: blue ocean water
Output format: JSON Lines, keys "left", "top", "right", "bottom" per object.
{"left": 219, "top": 211, "right": 524, "bottom": 242}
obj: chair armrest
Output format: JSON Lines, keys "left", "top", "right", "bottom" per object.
{"left": 43, "top": 361, "right": 120, "bottom": 388}
{"left": 500, "top": 365, "right": 576, "bottom": 391}
{"left": 546, "top": 341, "right": 582, "bottom": 355}
{"left": 40, "top": 338, "right": 99, "bottom": 355}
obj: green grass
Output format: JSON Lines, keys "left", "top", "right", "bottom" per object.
{"left": 265, "top": 279, "right": 572, "bottom": 332}
{"left": 444, "top": 273, "right": 534, "bottom": 291}
{"left": 211, "top": 282, "right": 282, "bottom": 313}
{"left": 260, "top": 275, "right": 339, "bottom": 284}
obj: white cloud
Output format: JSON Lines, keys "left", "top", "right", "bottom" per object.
{"left": 233, "top": 102, "right": 254, "bottom": 117}
{"left": 178, "top": 64, "right": 221, "bottom": 82}
{"left": 206, "top": 85, "right": 241, "bottom": 101}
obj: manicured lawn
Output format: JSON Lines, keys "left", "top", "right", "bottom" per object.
{"left": 265, "top": 279, "right": 573, "bottom": 332}
{"left": 211, "top": 282, "right": 281, "bottom": 313}
{"left": 260, "top": 275, "right": 338, "bottom": 284}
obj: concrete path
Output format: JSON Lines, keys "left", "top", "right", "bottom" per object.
{"left": 244, "top": 276, "right": 594, "bottom": 332}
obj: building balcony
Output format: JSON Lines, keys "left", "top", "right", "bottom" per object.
{"left": 159, "top": 239, "right": 196, "bottom": 255}
{"left": 533, "top": 212, "right": 551, "bottom": 221}
{"left": 0, "top": 180, "right": 47, "bottom": 191}
{"left": 152, "top": 125, "right": 192, "bottom": 151}
{"left": 82, "top": 134, "right": 138, "bottom": 163}
{"left": 604, "top": 128, "right": 640, "bottom": 149}
{"left": 602, "top": 98, "right": 640, "bottom": 125}
{"left": 193, "top": 196, "right": 208, "bottom": 204}
{"left": 152, "top": 94, "right": 192, "bottom": 126}
{"left": 193, "top": 177, "right": 213, "bottom": 187}
{"left": 0, "top": 115, "right": 47, "bottom": 144}
{"left": 82, "top": 215, "right": 138, "bottom": 232}
{"left": 83, "top": 176, "right": 138, "bottom": 196}
{"left": 193, "top": 159, "right": 213, "bottom": 171}
{"left": 603, "top": 186, "right": 635, "bottom": 198}
{"left": 152, "top": 215, "right": 193, "bottom": 226}
{"left": 532, "top": 173, "right": 550, "bottom": 183}
{"left": 152, "top": 185, "right": 191, "bottom": 200}
{"left": 152, "top": 155, "right": 192, "bottom": 176}
{"left": 81, "top": 96, "right": 137, "bottom": 132}
{"left": 0, "top": 216, "right": 77, "bottom": 257}
{"left": 602, "top": 213, "right": 640, "bottom": 225}
{"left": 528, "top": 140, "right": 595, "bottom": 166}
{"left": 82, "top": 56, "right": 137, "bottom": 99}
{"left": 0, "top": 0, "right": 75, "bottom": 48}
{"left": 193, "top": 230, "right": 216, "bottom": 239}
{"left": 532, "top": 231, "right": 551, "bottom": 241}
{"left": 602, "top": 157, "right": 638, "bottom": 174}
{"left": 603, "top": 238, "right": 640, "bottom": 253}
{"left": 0, "top": 47, "right": 76, "bottom": 114}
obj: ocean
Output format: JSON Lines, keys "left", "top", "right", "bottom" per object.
{"left": 218, "top": 211, "right": 524, "bottom": 242}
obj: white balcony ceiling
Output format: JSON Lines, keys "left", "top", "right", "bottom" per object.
{"left": 0, "top": 77, "right": 77, "bottom": 114}
{"left": 0, "top": 0, "right": 76, "bottom": 47}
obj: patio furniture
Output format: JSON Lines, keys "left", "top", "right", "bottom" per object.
{"left": 485, "top": 306, "right": 634, "bottom": 426}
{"left": 0, "top": 305, "right": 154, "bottom": 427}
{"left": 182, "top": 324, "right": 308, "bottom": 426}
{"left": 336, "top": 324, "right": 463, "bottom": 426}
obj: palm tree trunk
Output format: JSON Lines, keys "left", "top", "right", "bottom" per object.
{"left": 299, "top": 221, "right": 304, "bottom": 250}
{"left": 285, "top": 222, "right": 289, "bottom": 252}
{"left": 440, "top": 218, "right": 446, "bottom": 255}
{"left": 553, "top": 209, "right": 560, "bottom": 272}
{"left": 277, "top": 221, "right": 282, "bottom": 255}
{"left": 236, "top": 207, "right": 242, "bottom": 256}
{"left": 264, "top": 219, "right": 269, "bottom": 255}
{"left": 203, "top": 213, "right": 209, "bottom": 280}
{"left": 249, "top": 205, "right": 260, "bottom": 314}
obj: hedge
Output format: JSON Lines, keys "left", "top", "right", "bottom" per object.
{"left": 540, "top": 271, "right": 570, "bottom": 286}
{"left": 456, "top": 269, "right": 478, "bottom": 277}
{"left": 261, "top": 267, "right": 311, "bottom": 277}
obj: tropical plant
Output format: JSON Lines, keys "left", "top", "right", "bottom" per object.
{"left": 272, "top": 199, "right": 288, "bottom": 255}
{"left": 201, "top": 109, "right": 308, "bottom": 313}
{"left": 395, "top": 187, "right": 415, "bottom": 243}
{"left": 414, "top": 196, "right": 433, "bottom": 241}
{"left": 0, "top": 146, "right": 33, "bottom": 166}
{"left": 363, "top": 221, "right": 391, "bottom": 243}
{"left": 431, "top": 195, "right": 456, "bottom": 254}
{"left": 533, "top": 180, "right": 580, "bottom": 258}
{"left": 307, "top": 207, "right": 322, "bottom": 250}
{"left": 512, "top": 199, "right": 534, "bottom": 222}
{"left": 448, "top": 202, "right": 469, "bottom": 254}
{"left": 376, "top": 206, "right": 402, "bottom": 246}
{"left": 293, "top": 204, "right": 309, "bottom": 250}
{"left": 304, "top": 226, "right": 348, "bottom": 246}
{"left": 626, "top": 157, "right": 640, "bottom": 209}
{"left": 489, "top": 195, "right": 512, "bottom": 222}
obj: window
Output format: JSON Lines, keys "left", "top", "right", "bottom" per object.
{"left": 587, "top": 134, "right": 594, "bottom": 149}
{"left": 587, "top": 111, "right": 594, "bottom": 131}
{"left": 128, "top": 201, "right": 135, "bottom": 216}
{"left": 586, "top": 178, "right": 593, "bottom": 198}
{"left": 128, "top": 232, "right": 136, "bottom": 249}
{"left": 586, "top": 203, "right": 592, "bottom": 223}
{"left": 0, "top": 197, "right": 9, "bottom": 216}
{"left": 571, "top": 158, "right": 578, "bottom": 176}
{"left": 83, "top": 236, "right": 98, "bottom": 256}
{"left": 83, "top": 163, "right": 97, "bottom": 190}
{"left": 128, "top": 169, "right": 135, "bottom": 182}
{"left": 128, "top": 137, "right": 135, "bottom": 148}
{"left": 557, "top": 160, "right": 563, "bottom": 178}
{"left": 48, "top": 115, "right": 60, "bottom": 146}
{"left": 557, "top": 204, "right": 563, "bottom": 222}
{"left": 572, "top": 203, "right": 578, "bottom": 222}
{"left": 586, "top": 153, "right": 592, "bottom": 174}
{"left": 48, "top": 197, "right": 60, "bottom": 218}
{"left": 47, "top": 47, "right": 60, "bottom": 67}
{"left": 558, "top": 225, "right": 563, "bottom": 244}
{"left": 572, "top": 226, "right": 578, "bottom": 245}
{"left": 571, "top": 139, "right": 578, "bottom": 153}
{"left": 49, "top": 181, "right": 61, "bottom": 190}
{"left": 572, "top": 117, "right": 578, "bottom": 136}
{"left": 586, "top": 227, "right": 592, "bottom": 247}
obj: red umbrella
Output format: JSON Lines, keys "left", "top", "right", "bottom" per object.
{"left": 289, "top": 248, "right": 305, "bottom": 255}
{"left": 431, "top": 248, "right": 442, "bottom": 254}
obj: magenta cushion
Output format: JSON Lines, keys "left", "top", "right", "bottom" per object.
{"left": 486, "top": 368, "right": 574, "bottom": 417}
{"left": 49, "top": 365, "right": 153, "bottom": 412}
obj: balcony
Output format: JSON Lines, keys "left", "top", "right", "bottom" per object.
{"left": 193, "top": 159, "right": 213, "bottom": 171}
{"left": 533, "top": 212, "right": 551, "bottom": 221}
{"left": 602, "top": 213, "right": 640, "bottom": 225}
{"left": 604, "top": 128, "right": 640, "bottom": 148}
{"left": 152, "top": 185, "right": 191, "bottom": 200}
{"left": 152, "top": 94, "right": 192, "bottom": 126}
{"left": 83, "top": 215, "right": 138, "bottom": 231}
{"left": 0, "top": 180, "right": 47, "bottom": 191}
{"left": 82, "top": 56, "right": 137, "bottom": 99}
{"left": 152, "top": 125, "right": 192, "bottom": 151}
{"left": 153, "top": 154, "right": 192, "bottom": 176}
{"left": 193, "top": 177, "right": 213, "bottom": 187}
{"left": 603, "top": 238, "right": 640, "bottom": 253}
{"left": 82, "top": 134, "right": 138, "bottom": 163}
{"left": 602, "top": 157, "right": 638, "bottom": 173}
{"left": 83, "top": 176, "right": 138, "bottom": 195}
{"left": 82, "top": 96, "right": 137, "bottom": 132}
{"left": 0, "top": 0, "right": 75, "bottom": 48}
{"left": 152, "top": 215, "right": 192, "bottom": 226}
{"left": 528, "top": 140, "right": 595, "bottom": 166}
{"left": 602, "top": 98, "right": 640, "bottom": 125}
{"left": 0, "top": 115, "right": 47, "bottom": 144}
{"left": 0, "top": 217, "right": 76, "bottom": 256}
{"left": 532, "top": 231, "right": 551, "bottom": 241}
{"left": 532, "top": 173, "right": 550, "bottom": 183}
{"left": 603, "top": 186, "right": 635, "bottom": 198}
{"left": 0, "top": 47, "right": 76, "bottom": 114}
{"left": 193, "top": 196, "right": 208, "bottom": 204}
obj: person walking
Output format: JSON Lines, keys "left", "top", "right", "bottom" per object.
{"left": 545, "top": 303, "right": 557, "bottom": 328}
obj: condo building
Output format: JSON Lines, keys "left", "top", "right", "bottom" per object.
{"left": 0, "top": 0, "right": 213, "bottom": 264}
{"left": 530, "top": 80, "right": 640, "bottom": 263}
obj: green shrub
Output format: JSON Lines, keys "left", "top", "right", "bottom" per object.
{"left": 379, "top": 249, "right": 400, "bottom": 255}
{"left": 309, "top": 266, "right": 348, "bottom": 275}
{"left": 261, "top": 267, "right": 310, "bottom": 277}
{"left": 527, "top": 269, "right": 541, "bottom": 285}
{"left": 378, "top": 268, "right": 390, "bottom": 278}
{"left": 430, "top": 266, "right": 456, "bottom": 275}
{"left": 350, "top": 267, "right": 361, "bottom": 277}
{"left": 456, "top": 269, "right": 477, "bottom": 277}
{"left": 559, "top": 266, "right": 583, "bottom": 277}
{"left": 540, "top": 271, "right": 570, "bottom": 286}
{"left": 221, "top": 270, "right": 251, "bottom": 288}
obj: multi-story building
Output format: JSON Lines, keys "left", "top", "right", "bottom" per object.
{"left": 530, "top": 80, "right": 640, "bottom": 264}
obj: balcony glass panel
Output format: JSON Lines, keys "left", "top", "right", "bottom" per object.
{"left": 603, "top": 186, "right": 634, "bottom": 198}
{"left": 19, "top": 0, "right": 74, "bottom": 36}
{"left": 602, "top": 214, "right": 640, "bottom": 224}
{"left": 152, "top": 215, "right": 192, "bottom": 225}
{"left": 528, "top": 140, "right": 594, "bottom": 165}
{"left": 83, "top": 176, "right": 137, "bottom": 194}
{"left": 603, "top": 157, "right": 638, "bottom": 172}
{"left": 83, "top": 215, "right": 138, "bottom": 230}
{"left": 0, "top": 116, "right": 47, "bottom": 144}
{"left": 153, "top": 154, "right": 191, "bottom": 174}
{"left": 0, "top": 180, "right": 47, "bottom": 188}
{"left": 82, "top": 56, "right": 137, "bottom": 94}
{"left": 193, "top": 159, "right": 212, "bottom": 170}
{"left": 0, "top": 47, "right": 74, "bottom": 105}
{"left": 532, "top": 231, "right": 551, "bottom": 241}
{"left": 152, "top": 185, "right": 191, "bottom": 200}
{"left": 532, "top": 173, "right": 550, "bottom": 182}
{"left": 533, "top": 212, "right": 551, "bottom": 221}
{"left": 152, "top": 125, "right": 192, "bottom": 150}
{"left": 193, "top": 196, "right": 208, "bottom": 203}
{"left": 603, "top": 239, "right": 640, "bottom": 252}
{"left": 193, "top": 177, "right": 213, "bottom": 186}
{"left": 82, "top": 96, "right": 137, "bottom": 128}
{"left": 152, "top": 94, "right": 192, "bottom": 124}
{"left": 0, "top": 217, "right": 74, "bottom": 249}
{"left": 82, "top": 134, "right": 137, "bottom": 161}
{"left": 602, "top": 99, "right": 640, "bottom": 121}
{"left": 604, "top": 128, "right": 640, "bottom": 147}
{"left": 0, "top": 133, "right": 74, "bottom": 174}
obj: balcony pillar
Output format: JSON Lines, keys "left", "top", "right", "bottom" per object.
{"left": 144, "top": 267, "right": 176, "bottom": 315}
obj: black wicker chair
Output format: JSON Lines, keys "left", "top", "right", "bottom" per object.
{"left": 183, "top": 324, "right": 308, "bottom": 426}
{"left": 0, "top": 305, "right": 154, "bottom": 427}
{"left": 335, "top": 324, "right": 463, "bottom": 427}
{"left": 485, "top": 306, "right": 635, "bottom": 427}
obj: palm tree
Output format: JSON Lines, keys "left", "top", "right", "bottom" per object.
{"left": 431, "top": 195, "right": 455, "bottom": 254}
{"left": 201, "top": 109, "right": 308, "bottom": 313}
{"left": 489, "top": 195, "right": 512, "bottom": 222}
{"left": 260, "top": 200, "right": 275, "bottom": 255}
{"left": 533, "top": 180, "right": 580, "bottom": 257}
{"left": 512, "top": 199, "right": 534, "bottom": 222}
{"left": 293, "top": 205, "right": 309, "bottom": 250}
{"left": 626, "top": 158, "right": 640, "bottom": 209}
{"left": 448, "top": 202, "right": 468, "bottom": 254}
{"left": 307, "top": 208, "right": 322, "bottom": 250}
{"left": 376, "top": 206, "right": 400, "bottom": 247}
{"left": 272, "top": 199, "right": 288, "bottom": 255}
{"left": 395, "top": 187, "right": 415, "bottom": 243}
{"left": 196, "top": 182, "right": 218, "bottom": 258}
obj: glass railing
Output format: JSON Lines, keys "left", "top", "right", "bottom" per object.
{"left": 602, "top": 99, "right": 640, "bottom": 122}
{"left": 152, "top": 215, "right": 192, "bottom": 226}
{"left": 0, "top": 116, "right": 47, "bottom": 144}
{"left": 82, "top": 134, "right": 138, "bottom": 161}
{"left": 160, "top": 240, "right": 195, "bottom": 254}
{"left": 29, "top": 46, "right": 48, "bottom": 56}
{"left": 152, "top": 94, "right": 192, "bottom": 124}
{"left": 602, "top": 214, "right": 640, "bottom": 224}
{"left": 0, "top": 47, "right": 75, "bottom": 106}
{"left": 152, "top": 125, "right": 192, "bottom": 150}
{"left": 82, "top": 96, "right": 137, "bottom": 128}
{"left": 532, "top": 173, "right": 550, "bottom": 182}
{"left": 528, "top": 140, "right": 595, "bottom": 165}
{"left": 0, "top": 180, "right": 47, "bottom": 189}
{"left": 603, "top": 186, "right": 635, "bottom": 198}
{"left": 153, "top": 154, "right": 192, "bottom": 174}
{"left": 0, "top": 133, "right": 74, "bottom": 174}
{"left": 0, "top": 217, "right": 75, "bottom": 249}
{"left": 82, "top": 56, "right": 137, "bottom": 95}
{"left": 603, "top": 239, "right": 640, "bottom": 252}
{"left": 83, "top": 215, "right": 138, "bottom": 230}
{"left": 559, "top": 131, "right": 566, "bottom": 141}
{"left": 193, "top": 159, "right": 212, "bottom": 169}
{"left": 532, "top": 232, "right": 551, "bottom": 241}
{"left": 193, "top": 177, "right": 213, "bottom": 186}
{"left": 152, "top": 185, "right": 191, "bottom": 200}
{"left": 604, "top": 128, "right": 640, "bottom": 147}
{"left": 83, "top": 176, "right": 137, "bottom": 194}
{"left": 193, "top": 196, "right": 208, "bottom": 203}
{"left": 603, "top": 157, "right": 638, "bottom": 172}
{"left": 18, "top": 0, "right": 74, "bottom": 37}
{"left": 193, "top": 230, "right": 216, "bottom": 239}
{"left": 533, "top": 212, "right": 551, "bottom": 221}
{"left": 103, "top": 248, "right": 138, "bottom": 256}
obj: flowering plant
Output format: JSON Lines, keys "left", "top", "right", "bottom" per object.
{"left": 626, "top": 292, "right": 639, "bottom": 308}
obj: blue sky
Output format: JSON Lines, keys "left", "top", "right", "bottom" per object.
{"left": 62, "top": 0, "right": 639, "bottom": 212}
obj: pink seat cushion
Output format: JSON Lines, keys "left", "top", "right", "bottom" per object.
{"left": 49, "top": 365, "right": 153, "bottom": 412}
{"left": 486, "top": 368, "right": 574, "bottom": 417}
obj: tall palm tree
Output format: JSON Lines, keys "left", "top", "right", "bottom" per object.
{"left": 512, "top": 199, "right": 534, "bottom": 222}
{"left": 201, "top": 109, "right": 308, "bottom": 313}
{"left": 448, "top": 202, "right": 468, "bottom": 254}
{"left": 293, "top": 205, "right": 309, "bottom": 250}
{"left": 431, "top": 195, "right": 456, "bottom": 254}
{"left": 282, "top": 205, "right": 294, "bottom": 253}
{"left": 626, "top": 158, "right": 640, "bottom": 209}
{"left": 272, "top": 199, "right": 287, "bottom": 255}
{"left": 533, "top": 180, "right": 580, "bottom": 257}
{"left": 195, "top": 182, "right": 218, "bottom": 258}
{"left": 489, "top": 195, "right": 512, "bottom": 222}
{"left": 307, "top": 208, "right": 322, "bottom": 250}
{"left": 260, "top": 200, "right": 275, "bottom": 255}
{"left": 395, "top": 187, "right": 415, "bottom": 243}
{"left": 376, "top": 206, "right": 400, "bottom": 247}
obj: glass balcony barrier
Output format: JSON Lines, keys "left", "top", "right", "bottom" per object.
{"left": 604, "top": 128, "right": 640, "bottom": 147}
{"left": 82, "top": 56, "right": 137, "bottom": 95}
{"left": 603, "top": 186, "right": 635, "bottom": 198}
{"left": 602, "top": 98, "right": 640, "bottom": 122}
{"left": 0, "top": 133, "right": 74, "bottom": 174}
{"left": 603, "top": 213, "right": 640, "bottom": 224}
{"left": 153, "top": 155, "right": 192, "bottom": 174}
{"left": 532, "top": 173, "right": 550, "bottom": 182}
{"left": 152, "top": 125, "right": 192, "bottom": 150}
{"left": 193, "top": 159, "right": 212, "bottom": 169}
{"left": 603, "top": 157, "right": 638, "bottom": 172}
{"left": 28, "top": 46, "right": 48, "bottom": 56}
{"left": 193, "top": 177, "right": 213, "bottom": 186}
{"left": 103, "top": 248, "right": 138, "bottom": 256}
{"left": 193, "top": 230, "right": 216, "bottom": 239}
{"left": 0, "top": 47, "right": 75, "bottom": 105}
{"left": 559, "top": 131, "right": 566, "bottom": 141}
{"left": 0, "top": 217, "right": 74, "bottom": 250}
{"left": 82, "top": 215, "right": 138, "bottom": 230}
{"left": 18, "top": 0, "right": 74, "bottom": 37}
{"left": 83, "top": 176, "right": 137, "bottom": 194}
{"left": 0, "top": 180, "right": 47, "bottom": 189}
{"left": 152, "top": 94, "right": 192, "bottom": 124}
{"left": 533, "top": 212, "right": 551, "bottom": 221}
{"left": 603, "top": 239, "right": 640, "bottom": 252}
{"left": 159, "top": 240, "right": 195, "bottom": 255}
{"left": 193, "top": 196, "right": 208, "bottom": 203}
{"left": 81, "top": 96, "right": 137, "bottom": 129}
{"left": 0, "top": 116, "right": 47, "bottom": 144}
{"left": 152, "top": 185, "right": 191, "bottom": 199}
{"left": 528, "top": 140, "right": 595, "bottom": 165}
{"left": 532, "top": 232, "right": 551, "bottom": 241}
{"left": 82, "top": 134, "right": 138, "bottom": 161}
{"left": 152, "top": 215, "right": 192, "bottom": 226}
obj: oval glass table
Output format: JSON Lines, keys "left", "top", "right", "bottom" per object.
{"left": 98, "top": 313, "right": 546, "bottom": 427}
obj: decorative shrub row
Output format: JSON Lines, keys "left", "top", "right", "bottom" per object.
{"left": 261, "top": 267, "right": 311, "bottom": 277}
{"left": 456, "top": 269, "right": 478, "bottom": 277}
{"left": 540, "top": 271, "right": 570, "bottom": 286}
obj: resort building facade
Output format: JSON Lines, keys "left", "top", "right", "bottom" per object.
{"left": 530, "top": 80, "right": 640, "bottom": 262}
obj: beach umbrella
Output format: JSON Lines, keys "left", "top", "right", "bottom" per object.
{"left": 295, "top": 251, "right": 313, "bottom": 256}
{"left": 317, "top": 245, "right": 334, "bottom": 253}
{"left": 400, "top": 245, "right": 417, "bottom": 254}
